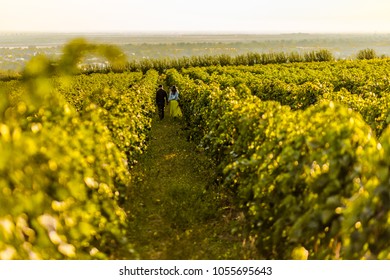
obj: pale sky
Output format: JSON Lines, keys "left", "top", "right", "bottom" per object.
{"left": 1, "top": 0, "right": 390, "bottom": 33}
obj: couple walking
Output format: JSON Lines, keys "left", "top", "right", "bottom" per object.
{"left": 155, "top": 85, "right": 183, "bottom": 120}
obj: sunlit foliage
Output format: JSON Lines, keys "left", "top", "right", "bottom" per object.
{"left": 167, "top": 60, "right": 390, "bottom": 259}
{"left": 0, "top": 40, "right": 157, "bottom": 259}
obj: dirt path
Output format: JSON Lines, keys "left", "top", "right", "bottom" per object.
{"left": 120, "top": 111, "right": 256, "bottom": 260}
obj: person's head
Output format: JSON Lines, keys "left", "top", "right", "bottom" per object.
{"left": 158, "top": 84, "right": 163, "bottom": 89}
{"left": 171, "top": 85, "right": 177, "bottom": 93}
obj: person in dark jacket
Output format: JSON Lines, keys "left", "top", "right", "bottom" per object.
{"left": 155, "top": 85, "right": 168, "bottom": 120}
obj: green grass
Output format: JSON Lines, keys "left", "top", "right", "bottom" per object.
{"left": 117, "top": 108, "right": 257, "bottom": 260}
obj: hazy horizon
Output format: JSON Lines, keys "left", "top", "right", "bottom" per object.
{"left": 2, "top": 0, "right": 390, "bottom": 34}
{"left": 2, "top": 32, "right": 390, "bottom": 72}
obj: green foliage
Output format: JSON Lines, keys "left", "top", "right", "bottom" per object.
{"left": 59, "top": 38, "right": 128, "bottom": 73}
{"left": 167, "top": 60, "right": 390, "bottom": 259}
{"left": 341, "top": 126, "right": 390, "bottom": 259}
{"left": 3, "top": 38, "right": 390, "bottom": 260}
{"left": 56, "top": 70, "right": 158, "bottom": 166}
{"left": 0, "top": 40, "right": 157, "bottom": 259}
{"left": 179, "top": 58, "right": 390, "bottom": 136}
{"left": 356, "top": 48, "right": 377, "bottom": 60}
{"left": 126, "top": 49, "right": 336, "bottom": 73}
{"left": 235, "top": 102, "right": 379, "bottom": 259}
{"left": 304, "top": 49, "right": 335, "bottom": 62}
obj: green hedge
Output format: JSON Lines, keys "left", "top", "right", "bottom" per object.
{"left": 166, "top": 67, "right": 390, "bottom": 259}
{"left": 0, "top": 41, "right": 157, "bottom": 259}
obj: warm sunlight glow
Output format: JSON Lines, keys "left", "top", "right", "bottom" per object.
{"left": 1, "top": 0, "right": 390, "bottom": 33}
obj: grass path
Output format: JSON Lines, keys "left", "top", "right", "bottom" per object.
{"left": 120, "top": 111, "right": 256, "bottom": 259}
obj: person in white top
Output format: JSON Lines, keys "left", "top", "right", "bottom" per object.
{"left": 168, "top": 85, "right": 182, "bottom": 118}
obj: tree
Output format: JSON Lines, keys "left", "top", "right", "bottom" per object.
{"left": 356, "top": 48, "right": 377, "bottom": 60}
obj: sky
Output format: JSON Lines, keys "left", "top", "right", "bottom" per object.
{"left": 1, "top": 0, "right": 390, "bottom": 34}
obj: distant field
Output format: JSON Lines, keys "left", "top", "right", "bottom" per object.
{"left": 1, "top": 32, "right": 390, "bottom": 71}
